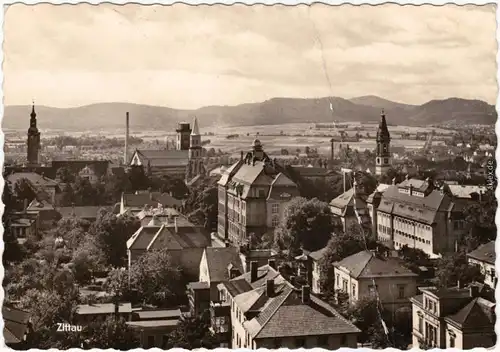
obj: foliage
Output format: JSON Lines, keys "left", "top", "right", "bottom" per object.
{"left": 56, "top": 166, "right": 76, "bottom": 184}
{"left": 165, "top": 310, "right": 218, "bottom": 349}
{"left": 397, "top": 245, "right": 431, "bottom": 273}
{"left": 128, "top": 248, "right": 185, "bottom": 307}
{"left": 90, "top": 210, "right": 140, "bottom": 267}
{"left": 81, "top": 317, "right": 140, "bottom": 349}
{"left": 274, "top": 197, "right": 334, "bottom": 254}
{"left": 436, "top": 250, "right": 484, "bottom": 288}
{"left": 462, "top": 190, "right": 496, "bottom": 251}
{"left": 184, "top": 178, "right": 218, "bottom": 230}
{"left": 14, "top": 178, "right": 37, "bottom": 205}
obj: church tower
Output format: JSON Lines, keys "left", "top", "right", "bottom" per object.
{"left": 375, "top": 109, "right": 391, "bottom": 176}
{"left": 186, "top": 117, "right": 204, "bottom": 180}
{"left": 27, "top": 103, "right": 41, "bottom": 166}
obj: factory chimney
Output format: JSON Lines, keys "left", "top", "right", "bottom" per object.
{"left": 124, "top": 112, "right": 130, "bottom": 165}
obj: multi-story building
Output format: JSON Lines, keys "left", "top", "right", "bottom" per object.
{"left": 329, "top": 180, "right": 371, "bottom": 233}
{"left": 467, "top": 241, "right": 497, "bottom": 289}
{"left": 217, "top": 140, "right": 300, "bottom": 246}
{"left": 410, "top": 284, "right": 496, "bottom": 349}
{"left": 129, "top": 118, "right": 204, "bottom": 181}
{"left": 367, "top": 176, "right": 467, "bottom": 258}
{"left": 211, "top": 261, "right": 360, "bottom": 349}
{"left": 334, "top": 250, "right": 418, "bottom": 311}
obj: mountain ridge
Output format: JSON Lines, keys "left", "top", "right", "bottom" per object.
{"left": 3, "top": 96, "right": 496, "bottom": 131}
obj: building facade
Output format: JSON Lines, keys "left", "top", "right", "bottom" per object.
{"left": 367, "top": 177, "right": 467, "bottom": 258}
{"left": 467, "top": 241, "right": 497, "bottom": 289}
{"left": 217, "top": 140, "right": 300, "bottom": 246}
{"left": 410, "top": 284, "right": 495, "bottom": 349}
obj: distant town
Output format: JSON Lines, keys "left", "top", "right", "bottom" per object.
{"left": 2, "top": 96, "right": 496, "bottom": 350}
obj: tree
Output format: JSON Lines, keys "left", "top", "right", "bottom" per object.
{"left": 128, "top": 165, "right": 150, "bottom": 191}
{"left": 72, "top": 177, "right": 98, "bottom": 206}
{"left": 462, "top": 190, "right": 496, "bottom": 250}
{"left": 274, "top": 197, "right": 334, "bottom": 254}
{"left": 398, "top": 245, "right": 431, "bottom": 273}
{"left": 129, "top": 248, "right": 185, "bottom": 307}
{"left": 165, "top": 310, "right": 218, "bottom": 349}
{"left": 14, "top": 178, "right": 37, "bottom": 205}
{"left": 60, "top": 183, "right": 76, "bottom": 206}
{"left": 90, "top": 210, "right": 140, "bottom": 268}
{"left": 82, "top": 317, "right": 140, "bottom": 349}
{"left": 56, "top": 166, "right": 76, "bottom": 184}
{"left": 436, "top": 251, "right": 484, "bottom": 288}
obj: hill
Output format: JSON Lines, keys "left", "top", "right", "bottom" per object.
{"left": 3, "top": 96, "right": 496, "bottom": 131}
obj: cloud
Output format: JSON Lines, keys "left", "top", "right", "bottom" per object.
{"left": 4, "top": 3, "right": 496, "bottom": 108}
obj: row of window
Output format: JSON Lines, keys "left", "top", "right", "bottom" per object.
{"left": 395, "top": 232, "right": 431, "bottom": 245}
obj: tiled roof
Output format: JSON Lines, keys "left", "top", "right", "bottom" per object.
{"left": 205, "top": 247, "right": 243, "bottom": 282}
{"left": 122, "top": 192, "right": 182, "bottom": 208}
{"left": 309, "top": 246, "right": 328, "bottom": 262}
{"left": 7, "top": 172, "right": 59, "bottom": 188}
{"left": 377, "top": 183, "right": 453, "bottom": 225}
{"left": 3, "top": 306, "right": 30, "bottom": 344}
{"left": 467, "top": 241, "right": 496, "bottom": 265}
{"left": 445, "top": 297, "right": 495, "bottom": 329}
{"left": 27, "top": 199, "right": 55, "bottom": 212}
{"left": 335, "top": 250, "right": 417, "bottom": 279}
{"left": 290, "top": 166, "right": 333, "bottom": 177}
{"left": 447, "top": 184, "right": 487, "bottom": 199}
{"left": 76, "top": 303, "right": 132, "bottom": 315}
{"left": 134, "top": 309, "right": 181, "bottom": 320}
{"left": 134, "top": 149, "right": 189, "bottom": 167}
{"left": 267, "top": 173, "right": 299, "bottom": 201}
{"left": 126, "top": 320, "right": 179, "bottom": 328}
{"left": 58, "top": 206, "right": 103, "bottom": 219}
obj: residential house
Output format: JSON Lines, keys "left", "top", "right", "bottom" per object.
{"left": 119, "top": 190, "right": 182, "bottom": 215}
{"left": 366, "top": 177, "right": 467, "bottom": 258}
{"left": 334, "top": 250, "right": 418, "bottom": 311}
{"left": 467, "top": 241, "right": 497, "bottom": 289}
{"left": 212, "top": 261, "right": 360, "bottom": 349}
{"left": 239, "top": 247, "right": 278, "bottom": 272}
{"left": 78, "top": 165, "right": 100, "bottom": 184}
{"left": 410, "top": 284, "right": 496, "bottom": 349}
{"left": 126, "top": 215, "right": 211, "bottom": 279}
{"left": 218, "top": 140, "right": 300, "bottom": 246}
{"left": 57, "top": 205, "right": 104, "bottom": 222}
{"left": 127, "top": 309, "right": 181, "bottom": 348}
{"left": 308, "top": 246, "right": 328, "bottom": 294}
{"left": 26, "top": 199, "right": 61, "bottom": 229}
{"left": 329, "top": 181, "right": 371, "bottom": 232}
{"left": 6, "top": 172, "right": 60, "bottom": 205}
{"left": 3, "top": 305, "right": 32, "bottom": 348}
{"left": 75, "top": 303, "right": 133, "bottom": 325}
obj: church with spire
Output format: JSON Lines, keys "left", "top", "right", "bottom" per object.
{"left": 375, "top": 109, "right": 392, "bottom": 176}
{"left": 27, "top": 103, "right": 41, "bottom": 166}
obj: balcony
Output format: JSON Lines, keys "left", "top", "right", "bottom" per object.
{"left": 210, "top": 302, "right": 231, "bottom": 343}
{"left": 210, "top": 301, "right": 230, "bottom": 317}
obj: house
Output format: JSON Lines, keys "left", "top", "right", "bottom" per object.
{"left": 57, "top": 205, "right": 103, "bottom": 222}
{"left": 120, "top": 190, "right": 183, "bottom": 215}
{"left": 127, "top": 309, "right": 182, "bottom": 348}
{"left": 78, "top": 165, "right": 100, "bottom": 184}
{"left": 334, "top": 250, "right": 418, "bottom": 311}
{"left": 289, "top": 165, "right": 334, "bottom": 181}
{"left": 212, "top": 261, "right": 360, "bottom": 349}
{"left": 129, "top": 149, "right": 189, "bottom": 178}
{"left": 3, "top": 305, "right": 32, "bottom": 348}
{"left": 329, "top": 181, "right": 370, "bottom": 232}
{"left": 367, "top": 177, "right": 467, "bottom": 258}
{"left": 126, "top": 216, "right": 211, "bottom": 279}
{"left": 218, "top": 140, "right": 300, "bottom": 246}
{"left": 51, "top": 159, "right": 113, "bottom": 180}
{"left": 467, "top": 241, "right": 497, "bottom": 289}
{"left": 308, "top": 246, "right": 328, "bottom": 294}
{"left": 410, "top": 284, "right": 496, "bottom": 349}
{"left": 239, "top": 247, "right": 278, "bottom": 272}
{"left": 6, "top": 172, "right": 60, "bottom": 204}
{"left": 75, "top": 303, "right": 133, "bottom": 325}
{"left": 445, "top": 184, "right": 487, "bottom": 200}
{"left": 26, "top": 199, "right": 61, "bottom": 229}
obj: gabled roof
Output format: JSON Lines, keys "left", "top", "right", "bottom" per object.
{"left": 309, "top": 246, "right": 328, "bottom": 262}
{"left": 335, "top": 250, "right": 417, "bottom": 279}
{"left": 329, "top": 187, "right": 367, "bottom": 216}
{"left": 122, "top": 192, "right": 182, "bottom": 208}
{"left": 467, "top": 241, "right": 496, "bottom": 265}
{"left": 3, "top": 306, "right": 30, "bottom": 344}
{"left": 7, "top": 172, "right": 59, "bottom": 188}
{"left": 58, "top": 206, "right": 103, "bottom": 219}
{"left": 445, "top": 297, "right": 495, "bottom": 329}
{"left": 127, "top": 224, "right": 210, "bottom": 251}
{"left": 447, "top": 184, "right": 487, "bottom": 199}
{"left": 204, "top": 247, "right": 243, "bottom": 282}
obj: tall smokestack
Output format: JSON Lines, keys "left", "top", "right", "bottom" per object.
{"left": 124, "top": 112, "right": 130, "bottom": 165}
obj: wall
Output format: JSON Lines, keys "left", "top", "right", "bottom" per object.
{"left": 357, "top": 276, "right": 417, "bottom": 311}
{"left": 255, "top": 333, "right": 358, "bottom": 349}
{"left": 312, "top": 260, "right": 322, "bottom": 294}
{"left": 468, "top": 258, "right": 496, "bottom": 289}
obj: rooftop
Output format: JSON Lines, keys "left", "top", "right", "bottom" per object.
{"left": 76, "top": 303, "right": 133, "bottom": 315}
{"left": 467, "top": 241, "right": 496, "bottom": 265}
{"left": 205, "top": 246, "right": 243, "bottom": 282}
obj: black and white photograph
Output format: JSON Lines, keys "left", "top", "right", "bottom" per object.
{"left": 1, "top": 3, "right": 497, "bottom": 350}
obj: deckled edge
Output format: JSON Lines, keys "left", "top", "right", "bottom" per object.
{"left": 0, "top": 2, "right": 498, "bottom": 352}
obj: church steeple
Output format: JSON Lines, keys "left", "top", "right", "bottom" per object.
{"left": 375, "top": 109, "right": 391, "bottom": 176}
{"left": 27, "top": 102, "right": 41, "bottom": 166}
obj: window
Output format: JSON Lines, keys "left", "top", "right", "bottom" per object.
{"left": 398, "top": 284, "right": 406, "bottom": 299}
{"left": 272, "top": 203, "right": 279, "bottom": 214}
{"left": 351, "top": 283, "right": 356, "bottom": 297}
{"left": 318, "top": 335, "right": 329, "bottom": 347}
{"left": 147, "top": 336, "right": 155, "bottom": 348}
{"left": 342, "top": 279, "right": 348, "bottom": 292}
{"left": 258, "top": 190, "right": 266, "bottom": 198}
{"left": 295, "top": 337, "right": 306, "bottom": 348}
{"left": 368, "top": 285, "right": 377, "bottom": 296}
{"left": 449, "top": 332, "right": 456, "bottom": 348}
{"left": 271, "top": 216, "right": 280, "bottom": 227}
{"left": 273, "top": 338, "right": 282, "bottom": 349}
{"left": 340, "top": 335, "right": 347, "bottom": 346}
{"left": 418, "top": 314, "right": 423, "bottom": 333}
{"left": 336, "top": 274, "right": 340, "bottom": 287}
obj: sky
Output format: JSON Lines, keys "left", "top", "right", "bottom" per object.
{"left": 4, "top": 4, "right": 497, "bottom": 109}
